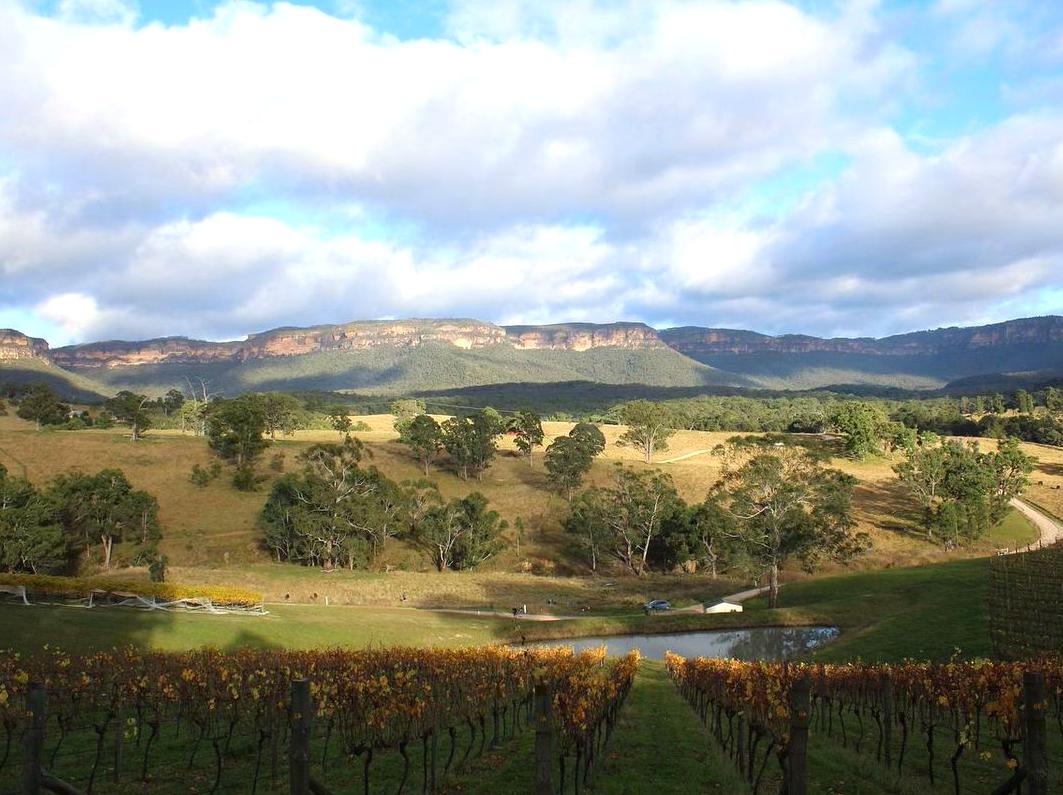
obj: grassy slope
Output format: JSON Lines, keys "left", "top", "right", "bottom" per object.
{"left": 0, "top": 414, "right": 1047, "bottom": 581}
{"left": 0, "top": 555, "right": 999, "bottom": 662}
{"left": 65, "top": 344, "right": 736, "bottom": 396}
{"left": 0, "top": 358, "right": 106, "bottom": 401}
{"left": 692, "top": 343, "right": 1063, "bottom": 390}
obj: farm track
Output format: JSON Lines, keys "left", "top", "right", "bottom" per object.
{"left": 1009, "top": 497, "right": 1063, "bottom": 548}
{"left": 658, "top": 448, "right": 714, "bottom": 464}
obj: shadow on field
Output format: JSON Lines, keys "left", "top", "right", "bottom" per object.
{"left": 853, "top": 481, "right": 923, "bottom": 537}
{"left": 0, "top": 600, "right": 284, "bottom": 656}
{"left": 1035, "top": 461, "right": 1063, "bottom": 478}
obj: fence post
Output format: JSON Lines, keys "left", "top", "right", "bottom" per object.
{"left": 1023, "top": 672, "right": 1047, "bottom": 795}
{"left": 533, "top": 683, "right": 553, "bottom": 795}
{"left": 881, "top": 675, "right": 893, "bottom": 769}
{"left": 787, "top": 676, "right": 810, "bottom": 795}
{"left": 22, "top": 682, "right": 45, "bottom": 795}
{"left": 290, "top": 679, "right": 312, "bottom": 795}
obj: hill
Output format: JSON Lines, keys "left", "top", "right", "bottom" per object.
{"left": 660, "top": 315, "right": 1063, "bottom": 389}
{"left": 2, "top": 315, "right": 1062, "bottom": 397}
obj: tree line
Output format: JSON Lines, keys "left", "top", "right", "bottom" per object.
{"left": 598, "top": 390, "right": 1063, "bottom": 446}
{"left": 260, "top": 437, "right": 507, "bottom": 572}
{"left": 563, "top": 445, "right": 868, "bottom": 607}
{"left": 0, "top": 464, "right": 163, "bottom": 577}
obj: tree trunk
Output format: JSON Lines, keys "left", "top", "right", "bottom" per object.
{"left": 767, "top": 563, "right": 780, "bottom": 609}
{"left": 102, "top": 535, "right": 113, "bottom": 569}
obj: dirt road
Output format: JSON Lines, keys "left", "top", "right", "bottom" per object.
{"left": 1010, "top": 498, "right": 1063, "bottom": 549}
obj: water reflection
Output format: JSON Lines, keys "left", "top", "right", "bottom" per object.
{"left": 532, "top": 626, "right": 838, "bottom": 661}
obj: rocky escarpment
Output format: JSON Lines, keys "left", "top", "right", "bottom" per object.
{"left": 242, "top": 319, "right": 507, "bottom": 358}
{"left": 660, "top": 316, "right": 1063, "bottom": 357}
{"left": 16, "top": 315, "right": 1063, "bottom": 373}
{"left": 47, "top": 319, "right": 661, "bottom": 368}
{"left": 48, "top": 320, "right": 511, "bottom": 369}
{"left": 504, "top": 322, "right": 665, "bottom": 351}
{"left": 0, "top": 329, "right": 50, "bottom": 361}
{"left": 51, "top": 337, "right": 243, "bottom": 368}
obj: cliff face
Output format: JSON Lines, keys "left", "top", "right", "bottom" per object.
{"left": 660, "top": 316, "right": 1063, "bottom": 357}
{"left": 49, "top": 320, "right": 511, "bottom": 368}
{"left": 0, "top": 329, "right": 50, "bottom": 361}
{"left": 242, "top": 320, "right": 508, "bottom": 358}
{"left": 504, "top": 322, "right": 665, "bottom": 351}
{"left": 46, "top": 319, "right": 662, "bottom": 368}
{"left": 50, "top": 337, "right": 242, "bottom": 368}
{"left": 18, "top": 315, "right": 1063, "bottom": 371}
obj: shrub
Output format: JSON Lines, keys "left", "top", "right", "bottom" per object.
{"left": 189, "top": 464, "right": 211, "bottom": 487}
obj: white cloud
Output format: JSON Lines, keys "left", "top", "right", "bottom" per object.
{"left": 33, "top": 292, "right": 101, "bottom": 339}
{"left": 0, "top": 1, "right": 1061, "bottom": 344}
{"left": 0, "top": 0, "right": 909, "bottom": 228}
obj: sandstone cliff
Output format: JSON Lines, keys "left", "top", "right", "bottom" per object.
{"left": 15, "top": 315, "right": 1063, "bottom": 371}
{"left": 0, "top": 329, "right": 50, "bottom": 361}
{"left": 504, "top": 322, "right": 665, "bottom": 351}
{"left": 660, "top": 316, "right": 1063, "bottom": 357}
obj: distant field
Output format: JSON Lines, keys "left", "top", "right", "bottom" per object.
{"left": 0, "top": 413, "right": 1047, "bottom": 599}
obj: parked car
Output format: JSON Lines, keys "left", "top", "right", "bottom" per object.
{"left": 643, "top": 599, "right": 671, "bottom": 612}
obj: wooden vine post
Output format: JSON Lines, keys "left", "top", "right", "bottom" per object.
{"left": 786, "top": 675, "right": 810, "bottom": 795}
{"left": 533, "top": 682, "right": 554, "bottom": 795}
{"left": 290, "top": 679, "right": 312, "bottom": 795}
{"left": 1023, "top": 671, "right": 1047, "bottom": 795}
{"left": 22, "top": 683, "right": 45, "bottom": 795}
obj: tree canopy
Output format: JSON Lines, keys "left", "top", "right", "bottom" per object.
{"left": 616, "top": 400, "right": 675, "bottom": 463}
{"left": 712, "top": 448, "right": 868, "bottom": 607}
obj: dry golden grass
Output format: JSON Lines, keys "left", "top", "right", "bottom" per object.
{"left": 170, "top": 563, "right": 734, "bottom": 611}
{"left": 1018, "top": 441, "right": 1063, "bottom": 520}
{"left": 0, "top": 413, "right": 1051, "bottom": 601}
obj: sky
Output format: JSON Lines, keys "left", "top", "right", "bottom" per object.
{"left": 1, "top": 0, "right": 1062, "bottom": 346}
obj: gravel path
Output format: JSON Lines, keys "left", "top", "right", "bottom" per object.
{"left": 658, "top": 448, "right": 714, "bottom": 464}
{"left": 1009, "top": 498, "right": 1063, "bottom": 549}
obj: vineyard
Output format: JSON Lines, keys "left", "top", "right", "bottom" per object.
{"left": 0, "top": 574, "right": 264, "bottom": 613}
{"left": 666, "top": 654, "right": 1060, "bottom": 794}
{"left": 990, "top": 543, "right": 1063, "bottom": 659}
{"left": 0, "top": 645, "right": 638, "bottom": 794}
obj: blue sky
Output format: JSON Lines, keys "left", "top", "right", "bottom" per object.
{"left": 1, "top": 0, "right": 1062, "bottom": 345}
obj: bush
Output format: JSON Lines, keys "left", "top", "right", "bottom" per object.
{"left": 189, "top": 463, "right": 211, "bottom": 487}
{"left": 148, "top": 554, "right": 167, "bottom": 583}
{"left": 232, "top": 464, "right": 263, "bottom": 491}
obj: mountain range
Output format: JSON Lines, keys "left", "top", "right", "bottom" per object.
{"left": 2, "top": 315, "right": 1062, "bottom": 399}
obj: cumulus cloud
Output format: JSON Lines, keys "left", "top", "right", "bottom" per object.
{"left": 0, "top": 0, "right": 908, "bottom": 227}
{"left": 0, "top": 0, "right": 1060, "bottom": 345}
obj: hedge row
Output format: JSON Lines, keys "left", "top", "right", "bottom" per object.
{"left": 0, "top": 573, "right": 263, "bottom": 608}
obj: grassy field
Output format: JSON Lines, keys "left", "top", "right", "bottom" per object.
{"left": 0, "top": 412, "right": 1047, "bottom": 586}
{"left": 0, "top": 554, "right": 996, "bottom": 663}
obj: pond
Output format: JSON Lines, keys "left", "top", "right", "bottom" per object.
{"left": 530, "top": 625, "right": 839, "bottom": 661}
